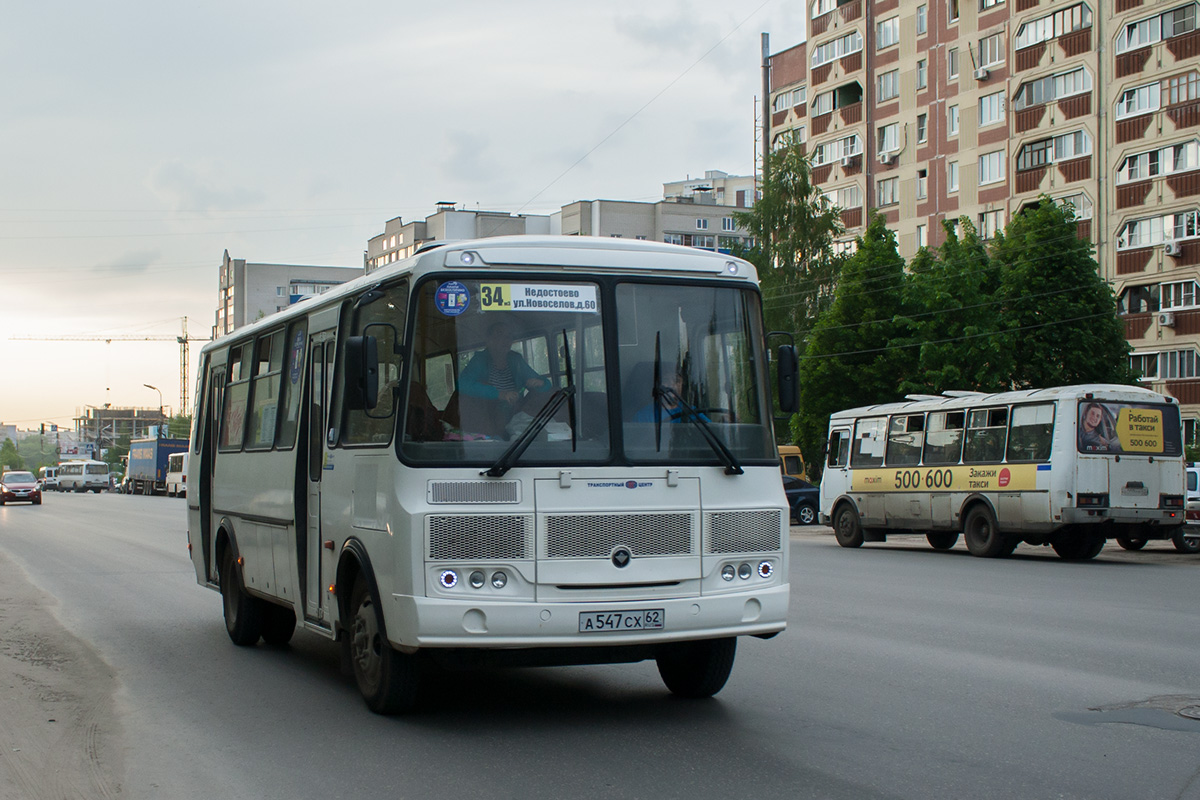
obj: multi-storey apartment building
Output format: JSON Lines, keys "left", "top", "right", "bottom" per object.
{"left": 769, "top": 0, "right": 1200, "bottom": 441}
{"left": 214, "top": 250, "right": 360, "bottom": 337}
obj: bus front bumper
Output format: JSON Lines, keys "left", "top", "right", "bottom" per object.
{"left": 387, "top": 584, "right": 789, "bottom": 650}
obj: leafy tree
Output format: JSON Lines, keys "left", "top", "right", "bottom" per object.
{"left": 899, "top": 219, "right": 1012, "bottom": 394}
{"left": 793, "top": 213, "right": 916, "bottom": 478}
{"left": 733, "top": 143, "right": 845, "bottom": 339}
{"left": 167, "top": 413, "right": 192, "bottom": 439}
{"left": 103, "top": 435, "right": 131, "bottom": 473}
{"left": 0, "top": 437, "right": 23, "bottom": 471}
{"left": 991, "top": 200, "right": 1136, "bottom": 388}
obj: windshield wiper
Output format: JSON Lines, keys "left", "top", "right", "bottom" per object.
{"left": 651, "top": 333, "right": 743, "bottom": 476}
{"left": 483, "top": 386, "right": 576, "bottom": 477}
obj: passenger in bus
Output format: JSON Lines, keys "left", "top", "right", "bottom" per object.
{"left": 458, "top": 321, "right": 550, "bottom": 435}
{"left": 633, "top": 370, "right": 708, "bottom": 424}
{"left": 1079, "top": 402, "right": 1121, "bottom": 452}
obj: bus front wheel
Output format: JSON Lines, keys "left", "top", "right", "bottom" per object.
{"left": 927, "top": 532, "right": 958, "bottom": 550}
{"left": 656, "top": 637, "right": 737, "bottom": 698}
{"left": 348, "top": 577, "right": 420, "bottom": 714}
{"left": 963, "top": 507, "right": 1015, "bottom": 558}
{"left": 220, "top": 548, "right": 264, "bottom": 646}
{"left": 833, "top": 505, "right": 864, "bottom": 548}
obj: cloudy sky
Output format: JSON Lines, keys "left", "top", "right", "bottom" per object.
{"left": 1, "top": 1, "right": 805, "bottom": 430}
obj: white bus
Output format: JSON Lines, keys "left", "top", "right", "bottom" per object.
{"left": 166, "top": 452, "right": 188, "bottom": 497}
{"left": 819, "top": 384, "right": 1185, "bottom": 561}
{"left": 187, "top": 236, "right": 797, "bottom": 713}
{"left": 57, "top": 460, "right": 110, "bottom": 493}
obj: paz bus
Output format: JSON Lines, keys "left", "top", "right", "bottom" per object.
{"left": 187, "top": 235, "right": 797, "bottom": 713}
{"left": 819, "top": 385, "right": 1185, "bottom": 560}
{"left": 57, "top": 460, "right": 110, "bottom": 493}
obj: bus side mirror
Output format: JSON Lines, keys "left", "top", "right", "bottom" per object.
{"left": 344, "top": 335, "right": 379, "bottom": 411}
{"left": 777, "top": 344, "right": 798, "bottom": 414}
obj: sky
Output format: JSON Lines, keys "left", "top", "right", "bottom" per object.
{"left": 0, "top": 1, "right": 806, "bottom": 430}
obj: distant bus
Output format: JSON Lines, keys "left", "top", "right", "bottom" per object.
{"left": 819, "top": 384, "right": 1185, "bottom": 561}
{"left": 57, "top": 460, "right": 110, "bottom": 493}
{"left": 37, "top": 466, "right": 59, "bottom": 491}
{"left": 778, "top": 445, "right": 805, "bottom": 479}
{"left": 166, "top": 453, "right": 188, "bottom": 497}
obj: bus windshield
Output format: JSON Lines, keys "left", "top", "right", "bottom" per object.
{"left": 401, "top": 276, "right": 774, "bottom": 466}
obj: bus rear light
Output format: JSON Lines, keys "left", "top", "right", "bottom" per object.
{"left": 1076, "top": 493, "right": 1108, "bottom": 508}
{"left": 1161, "top": 494, "right": 1185, "bottom": 509}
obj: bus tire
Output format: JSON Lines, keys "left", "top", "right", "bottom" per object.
{"left": 1052, "top": 537, "right": 1104, "bottom": 560}
{"left": 963, "top": 506, "right": 1011, "bottom": 558}
{"left": 220, "top": 548, "right": 264, "bottom": 646}
{"left": 261, "top": 604, "right": 297, "bottom": 645}
{"left": 656, "top": 637, "right": 737, "bottom": 699}
{"left": 348, "top": 577, "right": 420, "bottom": 714}
{"left": 1171, "top": 530, "right": 1200, "bottom": 554}
{"left": 927, "top": 532, "right": 958, "bottom": 550}
{"left": 1116, "top": 537, "right": 1148, "bottom": 551}
{"left": 833, "top": 505, "right": 864, "bottom": 548}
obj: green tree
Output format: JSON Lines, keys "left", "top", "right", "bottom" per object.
{"left": 0, "top": 437, "right": 23, "bottom": 471}
{"left": 991, "top": 200, "right": 1136, "bottom": 388}
{"left": 103, "top": 435, "right": 131, "bottom": 474}
{"left": 793, "top": 213, "right": 916, "bottom": 478}
{"left": 899, "top": 219, "right": 1013, "bottom": 394}
{"left": 167, "top": 413, "right": 192, "bottom": 439}
{"left": 733, "top": 143, "right": 845, "bottom": 339}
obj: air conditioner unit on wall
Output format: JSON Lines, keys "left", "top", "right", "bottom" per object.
{"left": 840, "top": 155, "right": 853, "bottom": 167}
{"left": 974, "top": 67, "right": 990, "bottom": 81}
{"left": 878, "top": 152, "right": 895, "bottom": 166}
{"left": 1165, "top": 240, "right": 1182, "bottom": 256}
{"left": 1160, "top": 311, "right": 1176, "bottom": 327}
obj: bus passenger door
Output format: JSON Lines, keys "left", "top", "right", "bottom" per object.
{"left": 305, "top": 338, "right": 335, "bottom": 621}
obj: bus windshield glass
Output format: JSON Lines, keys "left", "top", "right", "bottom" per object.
{"left": 1077, "top": 400, "right": 1182, "bottom": 456}
{"left": 401, "top": 277, "right": 774, "bottom": 466}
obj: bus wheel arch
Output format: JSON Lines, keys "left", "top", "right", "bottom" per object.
{"left": 960, "top": 500, "right": 1016, "bottom": 558}
{"left": 832, "top": 500, "right": 864, "bottom": 548}
{"left": 216, "top": 524, "right": 264, "bottom": 646}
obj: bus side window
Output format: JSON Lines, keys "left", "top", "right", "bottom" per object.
{"left": 963, "top": 407, "right": 1008, "bottom": 463}
{"left": 1007, "top": 403, "right": 1055, "bottom": 462}
{"left": 886, "top": 414, "right": 925, "bottom": 466}
{"left": 827, "top": 430, "right": 850, "bottom": 468}
{"left": 219, "top": 344, "right": 250, "bottom": 452}
{"left": 850, "top": 418, "right": 886, "bottom": 468}
{"left": 923, "top": 411, "right": 965, "bottom": 465}
{"left": 343, "top": 283, "right": 408, "bottom": 446}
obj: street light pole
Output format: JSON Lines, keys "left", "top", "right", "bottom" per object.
{"left": 144, "top": 384, "right": 164, "bottom": 438}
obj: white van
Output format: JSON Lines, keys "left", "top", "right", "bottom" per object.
{"left": 37, "top": 466, "right": 59, "bottom": 491}
{"left": 166, "top": 452, "right": 188, "bottom": 497}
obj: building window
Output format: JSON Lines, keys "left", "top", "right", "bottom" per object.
{"left": 917, "top": 169, "right": 928, "bottom": 199}
{"left": 812, "top": 31, "right": 864, "bottom": 67}
{"left": 1117, "top": 210, "right": 1200, "bottom": 249}
{"left": 1117, "top": 140, "right": 1200, "bottom": 184}
{"left": 1058, "top": 192, "right": 1094, "bottom": 220}
{"left": 1130, "top": 352, "right": 1159, "bottom": 379}
{"left": 1164, "top": 71, "right": 1200, "bottom": 107}
{"left": 878, "top": 69, "right": 900, "bottom": 102}
{"left": 877, "top": 17, "right": 900, "bottom": 49}
{"left": 1161, "top": 348, "right": 1200, "bottom": 379}
{"left": 916, "top": 224, "right": 928, "bottom": 248}
{"left": 665, "top": 233, "right": 684, "bottom": 245}
{"left": 877, "top": 177, "right": 900, "bottom": 206}
{"left": 979, "top": 90, "right": 1006, "bottom": 126}
{"left": 823, "top": 184, "right": 864, "bottom": 210}
{"left": 722, "top": 217, "right": 735, "bottom": 232}
{"left": 1017, "top": 139, "right": 1053, "bottom": 171}
{"left": 812, "top": 134, "right": 863, "bottom": 166}
{"left": 1018, "top": 130, "right": 1092, "bottom": 171}
{"left": 878, "top": 122, "right": 899, "bottom": 154}
{"left": 1013, "top": 67, "right": 1093, "bottom": 111}
{"left": 949, "top": 105, "right": 960, "bottom": 135}
{"left": 949, "top": 0, "right": 960, "bottom": 23}
{"left": 696, "top": 219, "right": 709, "bottom": 230}
{"left": 1117, "top": 4, "right": 1199, "bottom": 54}
{"left": 917, "top": 59, "right": 928, "bottom": 90}
{"left": 979, "top": 209, "right": 1005, "bottom": 239}
{"left": 917, "top": 114, "right": 928, "bottom": 143}
{"left": 1162, "top": 280, "right": 1200, "bottom": 309}
{"left": 1015, "top": 4, "right": 1093, "bottom": 50}
{"left": 979, "top": 150, "right": 1006, "bottom": 185}
{"left": 981, "top": 0, "right": 1004, "bottom": 9}
{"left": 948, "top": 161, "right": 960, "bottom": 192}
{"left": 948, "top": 48, "right": 960, "bottom": 79}
{"left": 917, "top": 4, "right": 928, "bottom": 34}
{"left": 979, "top": 34, "right": 1004, "bottom": 67}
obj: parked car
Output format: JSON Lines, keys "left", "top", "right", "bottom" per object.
{"left": 1, "top": 471, "right": 42, "bottom": 506}
{"left": 782, "top": 475, "right": 819, "bottom": 525}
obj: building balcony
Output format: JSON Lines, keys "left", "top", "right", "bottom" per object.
{"left": 1058, "top": 155, "right": 1091, "bottom": 183}
{"left": 1117, "top": 246, "right": 1155, "bottom": 275}
{"left": 1124, "top": 312, "right": 1153, "bottom": 340}
{"left": 1015, "top": 42, "right": 1048, "bottom": 74}
{"left": 1016, "top": 0, "right": 1039, "bottom": 9}
{"left": 1059, "top": 92, "right": 1091, "bottom": 120}
{"left": 1116, "top": 31, "right": 1200, "bottom": 81}
{"left": 1116, "top": 0, "right": 1143, "bottom": 10}
{"left": 1165, "top": 378, "right": 1200, "bottom": 405}
{"left": 1015, "top": 29, "right": 1091, "bottom": 74}
{"left": 1117, "top": 179, "right": 1154, "bottom": 210}
{"left": 1015, "top": 165, "right": 1049, "bottom": 194}
{"left": 840, "top": 206, "right": 863, "bottom": 229}
{"left": 1117, "top": 169, "right": 1200, "bottom": 211}
{"left": 1015, "top": 106, "right": 1047, "bottom": 134}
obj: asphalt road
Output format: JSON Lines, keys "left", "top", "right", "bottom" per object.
{"left": 1, "top": 493, "right": 1199, "bottom": 800}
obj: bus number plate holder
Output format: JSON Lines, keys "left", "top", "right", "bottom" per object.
{"left": 579, "top": 609, "right": 664, "bottom": 632}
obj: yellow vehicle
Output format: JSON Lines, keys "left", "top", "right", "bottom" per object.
{"left": 779, "top": 445, "right": 806, "bottom": 479}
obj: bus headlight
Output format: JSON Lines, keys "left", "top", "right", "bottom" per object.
{"left": 469, "top": 570, "right": 485, "bottom": 589}
{"left": 738, "top": 563, "right": 752, "bottom": 580}
{"left": 721, "top": 564, "right": 736, "bottom": 581}
{"left": 491, "top": 571, "right": 508, "bottom": 589}
{"left": 439, "top": 570, "right": 458, "bottom": 589}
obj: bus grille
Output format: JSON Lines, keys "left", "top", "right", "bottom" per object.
{"left": 428, "top": 480, "right": 520, "bottom": 504}
{"left": 428, "top": 515, "right": 533, "bottom": 560}
{"left": 543, "top": 513, "right": 693, "bottom": 558}
{"left": 706, "top": 510, "right": 782, "bottom": 554}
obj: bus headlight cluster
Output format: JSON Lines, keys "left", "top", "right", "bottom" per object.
{"left": 720, "top": 561, "right": 776, "bottom": 581}
{"left": 437, "top": 569, "right": 509, "bottom": 591}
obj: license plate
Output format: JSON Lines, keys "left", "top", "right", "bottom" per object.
{"left": 579, "top": 609, "right": 664, "bottom": 633}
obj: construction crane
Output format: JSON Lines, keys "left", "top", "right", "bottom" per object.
{"left": 12, "top": 317, "right": 209, "bottom": 416}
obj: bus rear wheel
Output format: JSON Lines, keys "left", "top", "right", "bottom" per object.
{"left": 833, "top": 505, "right": 864, "bottom": 548}
{"left": 963, "top": 507, "right": 1015, "bottom": 558}
{"left": 927, "top": 532, "right": 958, "bottom": 550}
{"left": 1052, "top": 537, "right": 1104, "bottom": 560}
{"left": 1116, "top": 537, "right": 1148, "bottom": 551}
{"left": 1171, "top": 530, "right": 1200, "bottom": 554}
{"left": 348, "top": 577, "right": 420, "bottom": 714}
{"left": 656, "top": 637, "right": 737, "bottom": 698}
{"left": 261, "top": 603, "right": 297, "bottom": 645}
{"left": 220, "top": 548, "right": 264, "bottom": 646}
